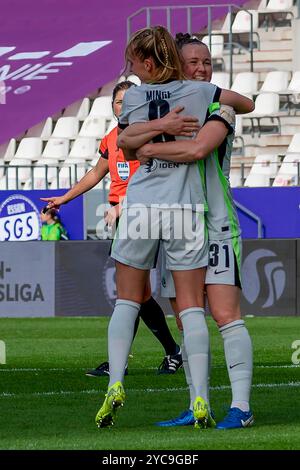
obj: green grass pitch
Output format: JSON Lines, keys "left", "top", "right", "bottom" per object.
{"left": 0, "top": 316, "right": 300, "bottom": 450}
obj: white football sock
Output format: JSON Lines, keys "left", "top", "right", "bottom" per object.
{"left": 108, "top": 299, "right": 140, "bottom": 387}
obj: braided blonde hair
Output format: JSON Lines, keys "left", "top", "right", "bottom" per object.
{"left": 125, "top": 25, "right": 185, "bottom": 83}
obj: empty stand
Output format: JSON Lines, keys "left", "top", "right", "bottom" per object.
{"left": 231, "top": 72, "right": 259, "bottom": 97}
{"left": 51, "top": 117, "right": 79, "bottom": 140}
{"left": 68, "top": 137, "right": 97, "bottom": 161}
{"left": 0, "top": 139, "right": 16, "bottom": 162}
{"left": 89, "top": 96, "right": 113, "bottom": 119}
{"left": 211, "top": 72, "right": 230, "bottom": 89}
{"left": 273, "top": 153, "right": 300, "bottom": 186}
{"left": 63, "top": 97, "right": 90, "bottom": 120}
{"left": 13, "top": 138, "right": 43, "bottom": 161}
{"left": 25, "top": 117, "right": 53, "bottom": 140}
{"left": 42, "top": 138, "right": 69, "bottom": 161}
{"left": 79, "top": 116, "right": 106, "bottom": 139}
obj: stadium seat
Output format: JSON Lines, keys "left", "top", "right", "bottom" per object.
{"left": 13, "top": 137, "right": 43, "bottom": 161}
{"left": 259, "top": 0, "right": 294, "bottom": 29}
{"left": 286, "top": 133, "right": 300, "bottom": 153}
{"left": 251, "top": 153, "right": 280, "bottom": 176}
{"left": 42, "top": 138, "right": 69, "bottom": 161}
{"left": 244, "top": 92, "right": 282, "bottom": 136}
{"left": 63, "top": 97, "right": 90, "bottom": 121}
{"left": 89, "top": 96, "right": 113, "bottom": 119}
{"left": 51, "top": 117, "right": 79, "bottom": 139}
{"left": 244, "top": 173, "right": 270, "bottom": 186}
{"left": 231, "top": 9, "right": 260, "bottom": 50}
{"left": 231, "top": 72, "right": 259, "bottom": 98}
{"left": 25, "top": 117, "right": 53, "bottom": 140}
{"left": 286, "top": 71, "right": 300, "bottom": 93}
{"left": 260, "top": 71, "right": 290, "bottom": 93}
{"left": 233, "top": 115, "right": 245, "bottom": 155}
{"left": 244, "top": 153, "right": 280, "bottom": 186}
{"left": 213, "top": 12, "right": 233, "bottom": 34}
{"left": 278, "top": 73, "right": 300, "bottom": 113}
{"left": 211, "top": 72, "right": 230, "bottom": 89}
{"left": 7, "top": 158, "right": 32, "bottom": 183}
{"left": 0, "top": 138, "right": 16, "bottom": 162}
{"left": 79, "top": 116, "right": 107, "bottom": 139}
{"left": 267, "top": 0, "right": 293, "bottom": 10}
{"left": 273, "top": 153, "right": 300, "bottom": 186}
{"left": 232, "top": 10, "right": 259, "bottom": 33}
{"left": 202, "top": 34, "right": 224, "bottom": 58}
{"left": 68, "top": 137, "right": 97, "bottom": 161}
{"left": 202, "top": 35, "right": 225, "bottom": 69}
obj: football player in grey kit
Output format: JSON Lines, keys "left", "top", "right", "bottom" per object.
{"left": 95, "top": 25, "right": 254, "bottom": 430}
{"left": 129, "top": 33, "right": 254, "bottom": 430}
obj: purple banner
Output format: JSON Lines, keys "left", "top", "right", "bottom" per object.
{"left": 0, "top": 190, "right": 84, "bottom": 240}
{"left": 0, "top": 1, "right": 245, "bottom": 145}
{"left": 233, "top": 187, "right": 300, "bottom": 239}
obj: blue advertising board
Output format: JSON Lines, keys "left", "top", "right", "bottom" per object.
{"left": 0, "top": 190, "right": 84, "bottom": 240}
{"left": 233, "top": 187, "right": 300, "bottom": 239}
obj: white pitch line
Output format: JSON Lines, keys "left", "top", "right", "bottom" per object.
{"left": 0, "top": 364, "right": 299, "bottom": 372}
{"left": 0, "top": 382, "right": 300, "bottom": 398}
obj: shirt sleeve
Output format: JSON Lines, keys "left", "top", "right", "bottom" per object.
{"left": 98, "top": 134, "right": 108, "bottom": 159}
{"left": 206, "top": 103, "right": 235, "bottom": 135}
{"left": 213, "top": 86, "right": 222, "bottom": 102}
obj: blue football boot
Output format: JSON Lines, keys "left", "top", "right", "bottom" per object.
{"left": 216, "top": 407, "right": 254, "bottom": 430}
{"left": 155, "top": 409, "right": 195, "bottom": 427}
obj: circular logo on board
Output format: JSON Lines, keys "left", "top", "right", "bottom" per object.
{"left": 242, "top": 248, "right": 286, "bottom": 308}
{"left": 0, "top": 194, "right": 41, "bottom": 241}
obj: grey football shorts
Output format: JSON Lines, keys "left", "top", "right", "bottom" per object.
{"left": 111, "top": 205, "right": 208, "bottom": 271}
{"left": 160, "top": 236, "right": 242, "bottom": 298}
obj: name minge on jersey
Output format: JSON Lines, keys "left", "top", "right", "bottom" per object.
{"left": 146, "top": 90, "right": 171, "bottom": 101}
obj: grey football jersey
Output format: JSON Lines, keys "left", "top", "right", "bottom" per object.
{"left": 204, "top": 104, "right": 241, "bottom": 240}
{"left": 119, "top": 80, "right": 219, "bottom": 209}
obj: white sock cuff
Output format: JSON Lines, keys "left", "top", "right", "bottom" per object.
{"left": 179, "top": 307, "right": 205, "bottom": 320}
{"left": 115, "top": 299, "right": 141, "bottom": 311}
{"left": 219, "top": 319, "right": 245, "bottom": 334}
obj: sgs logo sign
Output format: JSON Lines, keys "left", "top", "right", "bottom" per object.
{"left": 0, "top": 194, "right": 41, "bottom": 241}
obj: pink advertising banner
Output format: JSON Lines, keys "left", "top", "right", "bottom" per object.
{"left": 0, "top": 0, "right": 245, "bottom": 144}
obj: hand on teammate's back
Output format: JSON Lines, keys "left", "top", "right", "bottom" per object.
{"left": 161, "top": 106, "right": 200, "bottom": 137}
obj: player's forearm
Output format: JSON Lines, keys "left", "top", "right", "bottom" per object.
{"left": 60, "top": 166, "right": 107, "bottom": 203}
{"left": 220, "top": 89, "right": 254, "bottom": 114}
{"left": 118, "top": 121, "right": 164, "bottom": 150}
{"left": 138, "top": 121, "right": 228, "bottom": 163}
{"left": 138, "top": 141, "right": 200, "bottom": 163}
